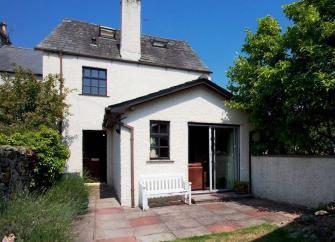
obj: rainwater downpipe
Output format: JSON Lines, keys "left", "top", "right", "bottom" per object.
{"left": 249, "top": 131, "right": 252, "bottom": 194}
{"left": 58, "top": 52, "right": 64, "bottom": 133}
{"left": 119, "top": 123, "right": 135, "bottom": 208}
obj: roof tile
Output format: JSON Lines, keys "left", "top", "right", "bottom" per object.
{"left": 0, "top": 46, "right": 42, "bottom": 75}
{"left": 36, "top": 19, "right": 210, "bottom": 73}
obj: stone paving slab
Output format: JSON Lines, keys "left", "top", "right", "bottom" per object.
{"left": 95, "top": 227, "right": 135, "bottom": 241}
{"left": 129, "top": 216, "right": 161, "bottom": 227}
{"left": 137, "top": 232, "right": 176, "bottom": 242}
{"left": 73, "top": 184, "right": 303, "bottom": 242}
{"left": 207, "top": 222, "right": 241, "bottom": 233}
{"left": 133, "top": 224, "right": 168, "bottom": 236}
{"left": 96, "top": 218, "right": 130, "bottom": 230}
{"left": 96, "top": 236, "right": 137, "bottom": 242}
{"left": 164, "top": 217, "right": 202, "bottom": 231}
{"left": 172, "top": 226, "right": 211, "bottom": 238}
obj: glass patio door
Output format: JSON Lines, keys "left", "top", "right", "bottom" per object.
{"left": 212, "top": 127, "right": 238, "bottom": 190}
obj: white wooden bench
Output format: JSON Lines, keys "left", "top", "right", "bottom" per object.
{"left": 139, "top": 174, "right": 192, "bottom": 210}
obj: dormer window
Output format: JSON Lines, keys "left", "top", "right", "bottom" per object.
{"left": 152, "top": 40, "right": 168, "bottom": 48}
{"left": 99, "top": 26, "right": 116, "bottom": 39}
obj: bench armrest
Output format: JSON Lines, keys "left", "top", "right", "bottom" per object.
{"left": 184, "top": 181, "right": 192, "bottom": 191}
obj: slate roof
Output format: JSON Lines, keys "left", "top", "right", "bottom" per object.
{"left": 104, "top": 78, "right": 232, "bottom": 127}
{"left": 0, "top": 46, "right": 43, "bottom": 75}
{"left": 36, "top": 19, "right": 211, "bottom": 73}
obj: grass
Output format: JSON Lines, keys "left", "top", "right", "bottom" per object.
{"left": 0, "top": 174, "right": 89, "bottom": 242}
{"left": 170, "top": 224, "right": 307, "bottom": 242}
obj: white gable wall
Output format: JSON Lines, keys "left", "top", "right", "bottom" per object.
{"left": 42, "top": 52, "right": 206, "bottom": 174}
{"left": 116, "top": 86, "right": 249, "bottom": 206}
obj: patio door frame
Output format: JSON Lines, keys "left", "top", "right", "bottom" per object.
{"left": 189, "top": 122, "right": 240, "bottom": 192}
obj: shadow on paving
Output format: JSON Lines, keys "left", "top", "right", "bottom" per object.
{"left": 252, "top": 209, "right": 335, "bottom": 242}
{"left": 231, "top": 197, "right": 308, "bottom": 214}
{"left": 99, "top": 183, "right": 118, "bottom": 200}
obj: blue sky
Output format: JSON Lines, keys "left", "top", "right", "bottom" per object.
{"left": 2, "top": 0, "right": 294, "bottom": 87}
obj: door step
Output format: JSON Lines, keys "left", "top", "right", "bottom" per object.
{"left": 192, "top": 192, "right": 253, "bottom": 204}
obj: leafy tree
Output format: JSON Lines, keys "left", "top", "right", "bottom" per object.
{"left": 227, "top": 0, "right": 335, "bottom": 155}
{"left": 0, "top": 67, "right": 68, "bottom": 134}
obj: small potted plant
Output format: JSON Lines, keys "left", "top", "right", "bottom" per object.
{"left": 233, "top": 181, "right": 249, "bottom": 194}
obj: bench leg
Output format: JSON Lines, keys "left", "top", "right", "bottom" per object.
{"left": 143, "top": 199, "right": 149, "bottom": 210}
{"left": 188, "top": 192, "right": 192, "bottom": 205}
{"left": 142, "top": 193, "right": 149, "bottom": 211}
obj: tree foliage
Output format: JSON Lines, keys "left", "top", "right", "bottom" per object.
{"left": 227, "top": 0, "right": 335, "bottom": 155}
{"left": 0, "top": 68, "right": 68, "bottom": 134}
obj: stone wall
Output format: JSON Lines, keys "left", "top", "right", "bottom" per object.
{"left": 252, "top": 156, "right": 335, "bottom": 208}
{"left": 0, "top": 146, "right": 35, "bottom": 197}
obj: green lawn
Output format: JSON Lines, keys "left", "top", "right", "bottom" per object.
{"left": 170, "top": 224, "right": 307, "bottom": 242}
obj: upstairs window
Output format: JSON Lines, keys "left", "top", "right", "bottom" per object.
{"left": 150, "top": 121, "right": 170, "bottom": 160}
{"left": 82, "top": 67, "right": 107, "bottom": 96}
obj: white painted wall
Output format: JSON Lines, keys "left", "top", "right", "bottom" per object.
{"left": 252, "top": 156, "right": 335, "bottom": 208}
{"left": 43, "top": 52, "right": 205, "bottom": 174}
{"left": 116, "top": 86, "right": 249, "bottom": 206}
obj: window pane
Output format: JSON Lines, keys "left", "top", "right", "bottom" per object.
{"left": 150, "top": 137, "right": 159, "bottom": 146}
{"left": 83, "top": 86, "right": 90, "bottom": 94}
{"left": 83, "top": 78, "right": 91, "bottom": 86}
{"left": 92, "top": 69, "right": 99, "bottom": 78}
{"left": 160, "top": 124, "right": 168, "bottom": 134}
{"left": 99, "top": 80, "right": 106, "bottom": 88}
{"left": 83, "top": 68, "right": 90, "bottom": 77}
{"left": 160, "top": 136, "right": 169, "bottom": 146}
{"left": 151, "top": 123, "right": 159, "bottom": 133}
{"left": 99, "top": 87, "right": 107, "bottom": 96}
{"left": 99, "top": 70, "right": 106, "bottom": 79}
{"left": 91, "top": 79, "right": 99, "bottom": 87}
{"left": 150, "top": 121, "right": 170, "bottom": 159}
{"left": 160, "top": 148, "right": 169, "bottom": 158}
{"left": 150, "top": 148, "right": 159, "bottom": 159}
{"left": 91, "top": 87, "right": 98, "bottom": 95}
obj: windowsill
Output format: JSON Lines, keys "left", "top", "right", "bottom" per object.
{"left": 147, "top": 160, "right": 174, "bottom": 163}
{"left": 79, "top": 94, "right": 110, "bottom": 98}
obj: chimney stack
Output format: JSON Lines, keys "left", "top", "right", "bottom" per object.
{"left": 0, "top": 22, "right": 11, "bottom": 46}
{"left": 120, "top": 0, "right": 141, "bottom": 61}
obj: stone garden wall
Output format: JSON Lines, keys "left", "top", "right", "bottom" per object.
{"left": 0, "top": 146, "right": 35, "bottom": 197}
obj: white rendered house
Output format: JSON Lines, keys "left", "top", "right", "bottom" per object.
{"left": 36, "top": 0, "right": 250, "bottom": 207}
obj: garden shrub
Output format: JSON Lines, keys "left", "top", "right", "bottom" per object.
{"left": 0, "top": 174, "right": 89, "bottom": 242}
{"left": 0, "top": 133, "right": 8, "bottom": 145}
{"left": 1, "top": 126, "right": 69, "bottom": 189}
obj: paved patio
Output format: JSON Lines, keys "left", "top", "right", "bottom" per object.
{"left": 72, "top": 185, "right": 303, "bottom": 242}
